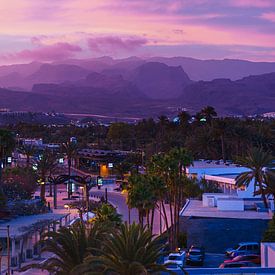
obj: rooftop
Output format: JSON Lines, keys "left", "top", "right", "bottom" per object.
{"left": 0, "top": 212, "right": 68, "bottom": 238}
{"left": 181, "top": 200, "right": 271, "bottom": 220}
{"left": 190, "top": 160, "right": 237, "bottom": 169}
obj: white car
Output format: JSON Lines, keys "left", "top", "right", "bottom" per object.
{"left": 164, "top": 251, "right": 186, "bottom": 267}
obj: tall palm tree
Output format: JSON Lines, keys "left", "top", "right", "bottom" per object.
{"left": 212, "top": 119, "right": 228, "bottom": 162}
{"left": 127, "top": 174, "right": 154, "bottom": 227}
{"left": 236, "top": 147, "right": 274, "bottom": 208}
{"left": 19, "top": 144, "right": 36, "bottom": 168}
{"left": 167, "top": 147, "right": 193, "bottom": 248}
{"left": 62, "top": 141, "right": 78, "bottom": 199}
{"left": 36, "top": 150, "right": 58, "bottom": 201}
{"left": 23, "top": 221, "right": 108, "bottom": 274}
{"left": 72, "top": 222, "right": 169, "bottom": 275}
{"left": 0, "top": 129, "right": 15, "bottom": 183}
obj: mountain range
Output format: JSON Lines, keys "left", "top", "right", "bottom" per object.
{"left": 0, "top": 56, "right": 274, "bottom": 117}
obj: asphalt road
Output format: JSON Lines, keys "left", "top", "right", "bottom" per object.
{"left": 90, "top": 189, "right": 139, "bottom": 224}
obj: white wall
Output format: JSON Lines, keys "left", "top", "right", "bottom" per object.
{"left": 202, "top": 193, "right": 234, "bottom": 207}
{"left": 261, "top": 242, "right": 275, "bottom": 267}
{"left": 217, "top": 198, "right": 244, "bottom": 211}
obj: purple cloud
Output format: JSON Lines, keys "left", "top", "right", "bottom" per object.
{"left": 87, "top": 36, "right": 147, "bottom": 54}
{"left": 2, "top": 42, "right": 82, "bottom": 62}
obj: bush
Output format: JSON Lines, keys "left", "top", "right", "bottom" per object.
{"left": 262, "top": 216, "right": 275, "bottom": 242}
{"left": 7, "top": 200, "right": 48, "bottom": 216}
{"left": 2, "top": 167, "right": 38, "bottom": 200}
{"left": 0, "top": 187, "right": 6, "bottom": 208}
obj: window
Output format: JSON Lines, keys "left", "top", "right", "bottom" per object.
{"left": 247, "top": 245, "right": 253, "bottom": 250}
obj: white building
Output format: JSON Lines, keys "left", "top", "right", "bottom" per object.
{"left": 186, "top": 160, "right": 273, "bottom": 212}
{"left": 187, "top": 160, "right": 255, "bottom": 197}
{"left": 261, "top": 243, "right": 275, "bottom": 268}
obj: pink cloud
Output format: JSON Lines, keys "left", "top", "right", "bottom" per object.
{"left": 87, "top": 36, "right": 147, "bottom": 54}
{"left": 2, "top": 42, "right": 82, "bottom": 62}
{"left": 229, "top": 0, "right": 275, "bottom": 8}
{"left": 261, "top": 12, "right": 275, "bottom": 23}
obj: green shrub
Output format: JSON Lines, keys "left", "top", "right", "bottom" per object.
{"left": 262, "top": 216, "right": 275, "bottom": 242}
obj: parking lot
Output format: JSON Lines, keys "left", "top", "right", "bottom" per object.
{"left": 186, "top": 253, "right": 225, "bottom": 268}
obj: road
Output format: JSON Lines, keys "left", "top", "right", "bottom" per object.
{"left": 90, "top": 189, "right": 139, "bottom": 224}
{"left": 90, "top": 188, "right": 171, "bottom": 235}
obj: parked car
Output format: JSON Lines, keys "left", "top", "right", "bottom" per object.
{"left": 186, "top": 246, "right": 205, "bottom": 266}
{"left": 224, "top": 254, "right": 261, "bottom": 265}
{"left": 219, "top": 261, "right": 258, "bottom": 268}
{"left": 164, "top": 251, "right": 185, "bottom": 267}
{"left": 225, "top": 242, "right": 260, "bottom": 257}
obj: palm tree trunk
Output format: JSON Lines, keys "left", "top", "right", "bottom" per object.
{"left": 40, "top": 176, "right": 46, "bottom": 201}
{"left": 146, "top": 209, "right": 150, "bottom": 229}
{"left": 26, "top": 155, "right": 30, "bottom": 168}
{"left": 169, "top": 194, "right": 174, "bottom": 249}
{"left": 150, "top": 207, "right": 155, "bottom": 233}
{"left": 68, "top": 158, "right": 71, "bottom": 199}
{"left": 161, "top": 201, "right": 169, "bottom": 231}
{"left": 221, "top": 135, "right": 226, "bottom": 162}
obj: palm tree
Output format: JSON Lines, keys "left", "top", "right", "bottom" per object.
{"left": 94, "top": 203, "right": 122, "bottom": 226}
{"left": 36, "top": 150, "right": 58, "bottom": 201}
{"left": 178, "top": 111, "right": 191, "bottom": 128}
{"left": 19, "top": 144, "right": 36, "bottom": 168}
{"left": 236, "top": 147, "right": 274, "bottom": 208}
{"left": 72, "top": 222, "right": 169, "bottom": 275}
{"left": 212, "top": 119, "right": 228, "bottom": 162}
{"left": 200, "top": 106, "right": 217, "bottom": 123}
{"left": 127, "top": 174, "right": 154, "bottom": 227}
{"left": 261, "top": 170, "right": 275, "bottom": 214}
{"left": 0, "top": 129, "right": 15, "bottom": 183}
{"left": 23, "top": 221, "right": 108, "bottom": 274}
{"left": 62, "top": 141, "right": 78, "bottom": 199}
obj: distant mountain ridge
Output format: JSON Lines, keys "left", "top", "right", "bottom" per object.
{"left": 0, "top": 56, "right": 274, "bottom": 116}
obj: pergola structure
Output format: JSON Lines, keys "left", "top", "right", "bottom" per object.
{"left": 48, "top": 174, "right": 96, "bottom": 210}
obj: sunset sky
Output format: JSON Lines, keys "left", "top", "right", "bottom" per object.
{"left": 1, "top": 0, "right": 275, "bottom": 64}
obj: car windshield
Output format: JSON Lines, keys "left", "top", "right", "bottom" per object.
{"left": 233, "top": 245, "right": 240, "bottom": 250}
{"left": 169, "top": 256, "right": 181, "bottom": 260}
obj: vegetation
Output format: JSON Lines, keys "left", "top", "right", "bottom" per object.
{"left": 35, "top": 149, "right": 58, "bottom": 200}
{"left": 2, "top": 167, "right": 38, "bottom": 200}
{"left": 93, "top": 203, "right": 122, "bottom": 227}
{"left": 7, "top": 107, "right": 275, "bottom": 161}
{"left": 24, "top": 219, "right": 169, "bottom": 275}
{"left": 0, "top": 129, "right": 15, "bottom": 182}
{"left": 262, "top": 215, "right": 275, "bottom": 242}
{"left": 62, "top": 141, "right": 78, "bottom": 199}
{"left": 25, "top": 221, "right": 109, "bottom": 274}
{"left": 71, "top": 222, "right": 169, "bottom": 275}
{"left": 236, "top": 147, "right": 274, "bottom": 208}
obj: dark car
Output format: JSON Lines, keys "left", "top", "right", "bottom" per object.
{"left": 186, "top": 246, "right": 205, "bottom": 266}
{"left": 219, "top": 261, "right": 258, "bottom": 268}
{"left": 224, "top": 254, "right": 261, "bottom": 265}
